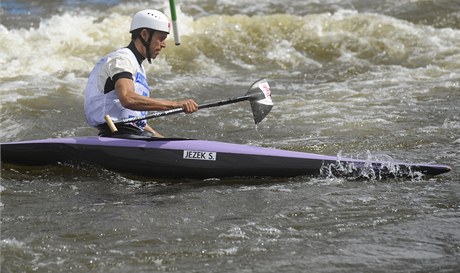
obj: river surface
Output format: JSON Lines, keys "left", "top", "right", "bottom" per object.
{"left": 1, "top": 0, "right": 459, "bottom": 272}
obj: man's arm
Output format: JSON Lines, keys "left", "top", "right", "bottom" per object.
{"left": 115, "top": 78, "right": 198, "bottom": 113}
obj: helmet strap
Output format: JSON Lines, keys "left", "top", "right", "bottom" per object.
{"left": 139, "top": 29, "right": 155, "bottom": 64}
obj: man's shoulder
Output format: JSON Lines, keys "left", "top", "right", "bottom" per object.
{"left": 107, "top": 47, "right": 136, "bottom": 62}
{"left": 104, "top": 48, "right": 138, "bottom": 73}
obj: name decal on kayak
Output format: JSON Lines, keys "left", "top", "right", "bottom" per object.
{"left": 183, "top": 150, "right": 217, "bottom": 161}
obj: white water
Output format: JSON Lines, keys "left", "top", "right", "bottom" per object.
{"left": 1, "top": 1, "right": 459, "bottom": 272}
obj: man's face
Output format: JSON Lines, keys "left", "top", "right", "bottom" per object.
{"left": 149, "top": 31, "right": 168, "bottom": 59}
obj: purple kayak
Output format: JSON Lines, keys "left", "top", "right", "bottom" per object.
{"left": 0, "top": 136, "right": 451, "bottom": 179}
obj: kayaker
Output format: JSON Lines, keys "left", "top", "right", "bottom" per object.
{"left": 84, "top": 9, "right": 198, "bottom": 138}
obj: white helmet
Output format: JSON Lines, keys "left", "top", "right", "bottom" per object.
{"left": 130, "top": 10, "right": 170, "bottom": 34}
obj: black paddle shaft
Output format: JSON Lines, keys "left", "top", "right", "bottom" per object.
{"left": 113, "top": 94, "right": 254, "bottom": 125}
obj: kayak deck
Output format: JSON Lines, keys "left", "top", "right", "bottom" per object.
{"left": 0, "top": 137, "right": 451, "bottom": 179}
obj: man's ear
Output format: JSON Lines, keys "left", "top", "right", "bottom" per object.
{"left": 140, "top": 29, "right": 149, "bottom": 40}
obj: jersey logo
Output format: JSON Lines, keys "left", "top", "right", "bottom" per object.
{"left": 135, "top": 72, "right": 149, "bottom": 90}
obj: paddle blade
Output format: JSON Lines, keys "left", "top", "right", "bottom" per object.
{"left": 246, "top": 78, "right": 273, "bottom": 124}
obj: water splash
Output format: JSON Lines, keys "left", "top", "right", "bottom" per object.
{"left": 319, "top": 150, "right": 424, "bottom": 180}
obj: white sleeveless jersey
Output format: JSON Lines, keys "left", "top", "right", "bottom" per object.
{"left": 84, "top": 47, "right": 149, "bottom": 129}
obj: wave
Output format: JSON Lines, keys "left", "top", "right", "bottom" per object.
{"left": 1, "top": 7, "right": 460, "bottom": 80}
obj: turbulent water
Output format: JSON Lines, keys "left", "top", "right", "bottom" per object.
{"left": 1, "top": 0, "right": 459, "bottom": 272}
